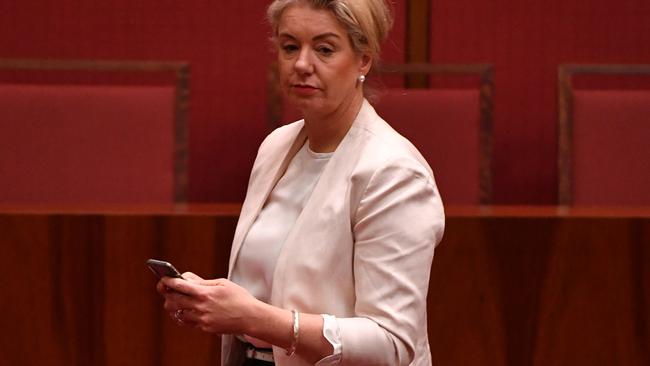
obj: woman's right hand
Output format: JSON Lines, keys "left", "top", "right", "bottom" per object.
{"left": 158, "top": 275, "right": 262, "bottom": 335}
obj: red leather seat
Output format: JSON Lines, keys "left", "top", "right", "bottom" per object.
{"left": 0, "top": 59, "right": 189, "bottom": 204}
{"left": 558, "top": 64, "right": 650, "bottom": 205}
{"left": 572, "top": 90, "right": 650, "bottom": 205}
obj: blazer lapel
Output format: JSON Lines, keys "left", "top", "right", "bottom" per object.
{"left": 228, "top": 125, "right": 308, "bottom": 277}
{"left": 270, "top": 100, "right": 378, "bottom": 304}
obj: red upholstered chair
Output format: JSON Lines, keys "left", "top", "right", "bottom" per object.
{"left": 558, "top": 64, "right": 650, "bottom": 206}
{"left": 267, "top": 63, "right": 494, "bottom": 204}
{"left": 0, "top": 59, "right": 189, "bottom": 204}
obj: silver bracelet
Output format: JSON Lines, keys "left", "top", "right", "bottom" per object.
{"left": 286, "top": 309, "right": 300, "bottom": 356}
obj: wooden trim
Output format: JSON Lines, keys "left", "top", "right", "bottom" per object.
{"left": 479, "top": 66, "right": 495, "bottom": 205}
{"left": 377, "top": 63, "right": 495, "bottom": 204}
{"left": 173, "top": 64, "right": 190, "bottom": 203}
{"left": 561, "top": 64, "right": 650, "bottom": 75}
{"left": 0, "top": 58, "right": 191, "bottom": 203}
{"left": 557, "top": 64, "right": 650, "bottom": 205}
{"left": 406, "top": 0, "right": 431, "bottom": 88}
{"left": 557, "top": 65, "right": 573, "bottom": 205}
{"left": 0, "top": 58, "right": 188, "bottom": 72}
{"left": 378, "top": 62, "right": 493, "bottom": 75}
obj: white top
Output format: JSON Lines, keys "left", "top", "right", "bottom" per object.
{"left": 232, "top": 141, "right": 342, "bottom": 364}
{"left": 232, "top": 141, "right": 332, "bottom": 302}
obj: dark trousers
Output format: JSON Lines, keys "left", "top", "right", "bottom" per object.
{"left": 243, "top": 359, "right": 274, "bottom": 366}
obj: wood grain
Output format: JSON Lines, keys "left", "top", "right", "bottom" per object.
{"left": 1, "top": 205, "right": 648, "bottom": 365}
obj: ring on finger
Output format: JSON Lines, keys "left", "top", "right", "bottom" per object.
{"left": 174, "top": 309, "right": 184, "bottom": 323}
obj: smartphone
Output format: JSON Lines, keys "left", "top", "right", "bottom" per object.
{"left": 146, "top": 259, "right": 184, "bottom": 279}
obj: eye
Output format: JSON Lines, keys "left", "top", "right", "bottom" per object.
{"left": 317, "top": 46, "right": 334, "bottom": 56}
{"left": 281, "top": 44, "right": 299, "bottom": 54}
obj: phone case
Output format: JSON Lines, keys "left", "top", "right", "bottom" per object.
{"left": 146, "top": 259, "right": 183, "bottom": 279}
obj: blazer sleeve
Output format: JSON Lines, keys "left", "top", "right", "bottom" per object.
{"left": 337, "top": 157, "right": 445, "bottom": 365}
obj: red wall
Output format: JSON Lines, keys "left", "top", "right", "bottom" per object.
{"left": 1, "top": 1, "right": 648, "bottom": 203}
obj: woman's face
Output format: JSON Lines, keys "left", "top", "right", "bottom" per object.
{"left": 276, "top": 3, "right": 371, "bottom": 116}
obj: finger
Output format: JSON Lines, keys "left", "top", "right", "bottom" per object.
{"left": 156, "top": 279, "right": 177, "bottom": 295}
{"left": 182, "top": 272, "right": 203, "bottom": 281}
{"left": 163, "top": 291, "right": 198, "bottom": 312}
{"left": 157, "top": 278, "right": 181, "bottom": 296}
{"left": 161, "top": 277, "right": 200, "bottom": 297}
{"left": 156, "top": 280, "right": 166, "bottom": 294}
{"left": 169, "top": 309, "right": 198, "bottom": 327}
{"left": 194, "top": 278, "right": 227, "bottom": 286}
{"left": 179, "top": 308, "right": 200, "bottom": 324}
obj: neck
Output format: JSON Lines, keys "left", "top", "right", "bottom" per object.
{"left": 303, "top": 92, "right": 364, "bottom": 153}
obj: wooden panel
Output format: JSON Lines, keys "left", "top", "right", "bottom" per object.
{"left": 1, "top": 205, "right": 649, "bottom": 365}
{"left": 432, "top": 211, "right": 650, "bottom": 366}
{"left": 531, "top": 218, "right": 650, "bottom": 365}
{"left": 0, "top": 207, "right": 238, "bottom": 365}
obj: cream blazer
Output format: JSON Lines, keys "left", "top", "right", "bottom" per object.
{"left": 222, "top": 100, "right": 445, "bottom": 366}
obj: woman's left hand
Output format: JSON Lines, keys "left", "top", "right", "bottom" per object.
{"left": 156, "top": 273, "right": 260, "bottom": 334}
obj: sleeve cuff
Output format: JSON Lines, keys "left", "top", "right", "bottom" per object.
{"left": 315, "top": 314, "right": 342, "bottom": 365}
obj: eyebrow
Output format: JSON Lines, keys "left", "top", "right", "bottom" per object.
{"left": 278, "top": 32, "right": 342, "bottom": 42}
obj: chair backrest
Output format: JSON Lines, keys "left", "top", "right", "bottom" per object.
{"left": 558, "top": 64, "right": 650, "bottom": 206}
{"left": 0, "top": 59, "right": 189, "bottom": 204}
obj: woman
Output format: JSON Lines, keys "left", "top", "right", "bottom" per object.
{"left": 157, "top": 0, "right": 445, "bottom": 365}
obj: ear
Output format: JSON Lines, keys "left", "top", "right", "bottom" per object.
{"left": 359, "top": 52, "right": 373, "bottom": 76}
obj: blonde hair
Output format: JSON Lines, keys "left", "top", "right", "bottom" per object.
{"left": 267, "top": 0, "right": 393, "bottom": 63}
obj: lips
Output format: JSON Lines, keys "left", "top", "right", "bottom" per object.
{"left": 291, "top": 83, "right": 320, "bottom": 96}
{"left": 292, "top": 83, "right": 318, "bottom": 89}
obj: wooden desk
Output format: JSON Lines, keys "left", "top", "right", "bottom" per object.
{"left": 0, "top": 205, "right": 648, "bottom": 365}
{"left": 431, "top": 206, "right": 650, "bottom": 366}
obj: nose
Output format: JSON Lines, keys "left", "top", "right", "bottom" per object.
{"left": 294, "top": 48, "right": 314, "bottom": 75}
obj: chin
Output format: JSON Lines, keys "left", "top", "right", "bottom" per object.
{"left": 289, "top": 97, "right": 326, "bottom": 115}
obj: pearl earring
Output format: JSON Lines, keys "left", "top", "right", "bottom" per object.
{"left": 358, "top": 74, "right": 366, "bottom": 83}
